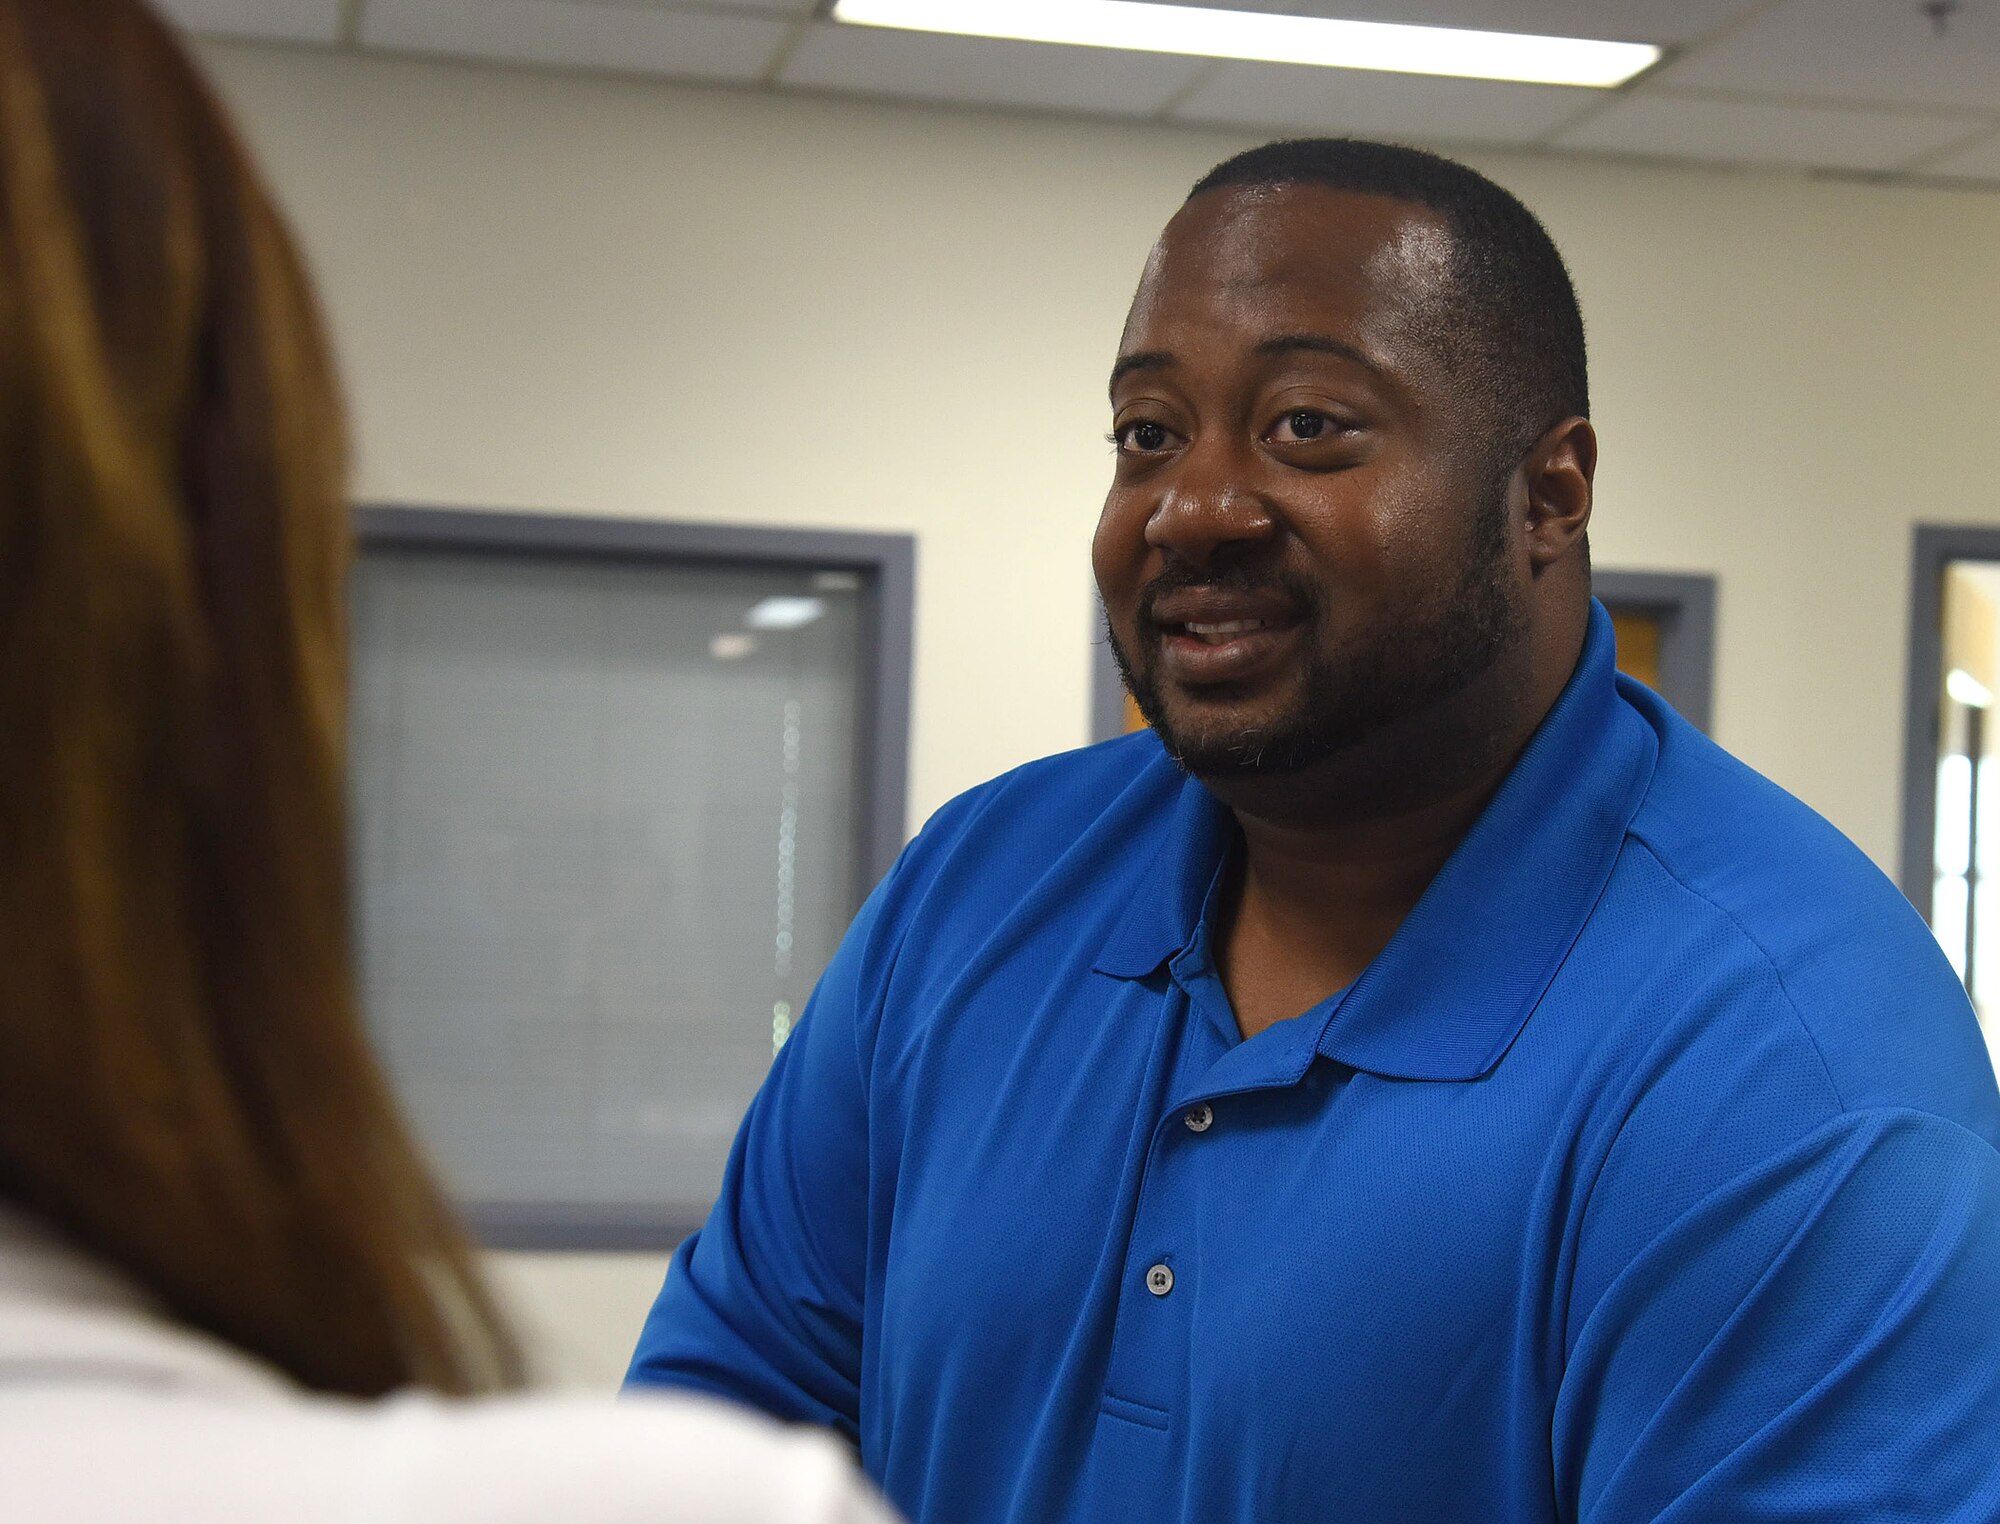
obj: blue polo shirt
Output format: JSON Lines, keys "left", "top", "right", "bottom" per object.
{"left": 628, "top": 602, "right": 2000, "bottom": 1523}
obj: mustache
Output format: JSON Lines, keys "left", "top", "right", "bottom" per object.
{"left": 1134, "top": 562, "right": 1323, "bottom": 628}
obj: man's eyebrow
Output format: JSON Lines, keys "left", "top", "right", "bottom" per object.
{"left": 1108, "top": 350, "right": 1175, "bottom": 397}
{"left": 1109, "top": 336, "right": 1385, "bottom": 398}
{"left": 1253, "top": 333, "right": 1384, "bottom": 374}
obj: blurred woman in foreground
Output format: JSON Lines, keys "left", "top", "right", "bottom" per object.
{"left": 0, "top": 2, "right": 890, "bottom": 1518}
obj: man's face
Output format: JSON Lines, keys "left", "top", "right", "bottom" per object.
{"left": 1093, "top": 184, "right": 1528, "bottom": 780}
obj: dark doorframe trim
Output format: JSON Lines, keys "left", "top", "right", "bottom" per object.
{"left": 1900, "top": 525, "right": 2000, "bottom": 908}
{"left": 1089, "top": 594, "right": 1128, "bottom": 745}
{"left": 1090, "top": 569, "right": 1719, "bottom": 744}
{"left": 1594, "top": 569, "right": 1718, "bottom": 735}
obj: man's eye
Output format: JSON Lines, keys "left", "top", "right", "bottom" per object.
{"left": 1270, "top": 409, "right": 1336, "bottom": 443}
{"left": 1115, "top": 420, "right": 1172, "bottom": 453}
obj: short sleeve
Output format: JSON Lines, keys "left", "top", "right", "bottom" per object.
{"left": 620, "top": 879, "right": 885, "bottom": 1434}
{"left": 622, "top": 781, "right": 1006, "bottom": 1435}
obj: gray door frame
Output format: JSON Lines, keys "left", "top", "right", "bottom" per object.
{"left": 1089, "top": 596, "right": 1129, "bottom": 745}
{"left": 1593, "top": 569, "right": 1718, "bottom": 735}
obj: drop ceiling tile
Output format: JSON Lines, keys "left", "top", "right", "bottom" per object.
{"left": 780, "top": 21, "right": 1208, "bottom": 117}
{"left": 1153, "top": 0, "right": 1761, "bottom": 47}
{"left": 1553, "top": 92, "right": 1980, "bottom": 173}
{"left": 360, "top": 0, "right": 791, "bottom": 82}
{"left": 1659, "top": 0, "right": 2000, "bottom": 113}
{"left": 1172, "top": 60, "right": 1595, "bottom": 145}
{"left": 155, "top": 0, "right": 344, "bottom": 44}
{"left": 1924, "top": 127, "right": 2000, "bottom": 184}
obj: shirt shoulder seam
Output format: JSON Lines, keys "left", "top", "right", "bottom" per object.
{"left": 1624, "top": 831, "right": 1851, "bottom": 1114}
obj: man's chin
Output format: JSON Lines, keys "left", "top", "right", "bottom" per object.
{"left": 1151, "top": 712, "right": 1336, "bottom": 780}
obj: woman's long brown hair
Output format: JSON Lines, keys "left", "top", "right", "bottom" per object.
{"left": 0, "top": 0, "right": 521, "bottom": 1396}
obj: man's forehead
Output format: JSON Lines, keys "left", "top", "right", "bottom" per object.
{"left": 1125, "top": 184, "right": 1456, "bottom": 335}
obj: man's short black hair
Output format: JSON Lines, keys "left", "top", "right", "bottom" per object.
{"left": 1190, "top": 138, "right": 1588, "bottom": 468}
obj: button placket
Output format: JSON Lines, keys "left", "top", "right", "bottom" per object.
{"left": 1100, "top": 973, "right": 1226, "bottom": 1423}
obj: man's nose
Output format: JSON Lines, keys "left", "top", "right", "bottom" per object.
{"left": 1143, "top": 444, "right": 1278, "bottom": 570}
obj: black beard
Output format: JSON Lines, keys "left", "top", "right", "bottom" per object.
{"left": 1106, "top": 478, "right": 1526, "bottom": 780}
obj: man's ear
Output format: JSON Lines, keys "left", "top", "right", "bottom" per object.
{"left": 1521, "top": 416, "right": 1595, "bottom": 570}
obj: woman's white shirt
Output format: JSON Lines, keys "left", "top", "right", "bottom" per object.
{"left": 0, "top": 1207, "right": 896, "bottom": 1524}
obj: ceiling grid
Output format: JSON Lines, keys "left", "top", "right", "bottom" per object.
{"left": 1521, "top": 0, "right": 1791, "bottom": 150}
{"left": 757, "top": 15, "right": 816, "bottom": 87}
{"left": 158, "top": 0, "right": 2000, "bottom": 187}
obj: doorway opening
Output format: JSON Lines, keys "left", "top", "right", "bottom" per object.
{"left": 1902, "top": 526, "right": 2000, "bottom": 1078}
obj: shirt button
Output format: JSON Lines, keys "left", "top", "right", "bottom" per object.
{"left": 1183, "top": 1104, "right": 1213, "bottom": 1133}
{"left": 1146, "top": 1264, "right": 1174, "bottom": 1297}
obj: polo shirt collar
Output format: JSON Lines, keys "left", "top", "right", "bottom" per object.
{"left": 1090, "top": 771, "right": 1238, "bottom": 982}
{"left": 1091, "top": 600, "right": 1659, "bottom": 1082}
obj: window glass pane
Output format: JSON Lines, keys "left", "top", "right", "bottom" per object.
{"left": 1933, "top": 872, "right": 1970, "bottom": 981}
{"left": 1973, "top": 876, "right": 2000, "bottom": 1020}
{"left": 1935, "top": 753, "right": 1972, "bottom": 879}
{"left": 349, "top": 547, "right": 863, "bottom": 1223}
{"left": 1977, "top": 757, "right": 2000, "bottom": 887}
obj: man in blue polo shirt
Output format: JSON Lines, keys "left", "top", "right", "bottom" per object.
{"left": 628, "top": 140, "right": 2000, "bottom": 1521}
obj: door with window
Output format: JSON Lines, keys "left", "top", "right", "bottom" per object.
{"left": 1903, "top": 528, "right": 2000, "bottom": 1082}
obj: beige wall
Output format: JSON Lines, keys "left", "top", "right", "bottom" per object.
{"left": 194, "top": 40, "right": 2000, "bottom": 1386}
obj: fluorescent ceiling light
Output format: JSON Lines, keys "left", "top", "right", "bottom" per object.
{"left": 710, "top": 632, "right": 759, "bottom": 660}
{"left": 745, "top": 595, "right": 827, "bottom": 631}
{"left": 1948, "top": 667, "right": 1992, "bottom": 710}
{"left": 830, "top": 0, "right": 1660, "bottom": 89}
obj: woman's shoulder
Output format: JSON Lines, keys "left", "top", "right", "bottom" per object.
{"left": 0, "top": 1208, "right": 893, "bottom": 1524}
{"left": 1, "top": 1385, "right": 893, "bottom": 1524}
{"left": 381, "top": 1389, "right": 893, "bottom": 1523}
{"left": 0, "top": 1202, "right": 289, "bottom": 1400}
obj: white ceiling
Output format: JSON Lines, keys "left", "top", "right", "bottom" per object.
{"left": 161, "top": 0, "right": 2000, "bottom": 186}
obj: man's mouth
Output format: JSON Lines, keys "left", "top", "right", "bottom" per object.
{"left": 1151, "top": 615, "right": 1300, "bottom": 686}
{"left": 1175, "top": 618, "right": 1270, "bottom": 647}
{"left": 1136, "top": 583, "right": 1310, "bottom": 685}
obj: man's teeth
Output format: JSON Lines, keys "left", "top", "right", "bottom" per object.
{"left": 1183, "top": 619, "right": 1267, "bottom": 645}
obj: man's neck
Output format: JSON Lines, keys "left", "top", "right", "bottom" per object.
{"left": 1204, "top": 615, "right": 1585, "bottom": 1041}
{"left": 1213, "top": 754, "right": 1515, "bottom": 1040}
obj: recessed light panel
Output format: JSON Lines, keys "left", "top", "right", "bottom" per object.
{"left": 829, "top": 0, "right": 1661, "bottom": 89}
